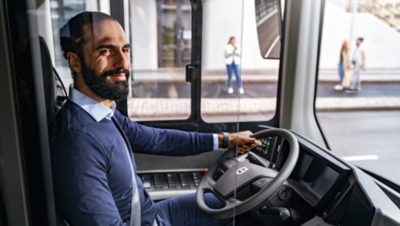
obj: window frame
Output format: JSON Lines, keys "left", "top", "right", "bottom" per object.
{"left": 121, "top": 0, "right": 280, "bottom": 133}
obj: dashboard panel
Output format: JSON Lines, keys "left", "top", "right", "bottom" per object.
{"left": 251, "top": 134, "right": 350, "bottom": 209}
{"left": 138, "top": 170, "right": 205, "bottom": 200}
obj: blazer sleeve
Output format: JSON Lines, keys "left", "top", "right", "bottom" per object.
{"left": 114, "top": 111, "right": 214, "bottom": 156}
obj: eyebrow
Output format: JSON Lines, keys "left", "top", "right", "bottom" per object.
{"left": 95, "top": 43, "right": 131, "bottom": 50}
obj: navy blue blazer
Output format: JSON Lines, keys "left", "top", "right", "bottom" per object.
{"left": 50, "top": 100, "right": 214, "bottom": 225}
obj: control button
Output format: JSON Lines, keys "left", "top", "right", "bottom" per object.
{"left": 258, "top": 204, "right": 270, "bottom": 215}
{"left": 154, "top": 174, "right": 164, "bottom": 189}
{"left": 278, "top": 187, "right": 292, "bottom": 201}
{"left": 167, "top": 173, "right": 178, "bottom": 188}
{"left": 179, "top": 173, "right": 190, "bottom": 187}
{"left": 143, "top": 181, "right": 151, "bottom": 189}
{"left": 138, "top": 171, "right": 205, "bottom": 191}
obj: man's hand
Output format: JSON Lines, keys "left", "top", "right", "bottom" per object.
{"left": 218, "top": 131, "right": 261, "bottom": 154}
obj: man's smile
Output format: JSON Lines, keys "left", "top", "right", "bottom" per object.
{"left": 108, "top": 73, "right": 126, "bottom": 81}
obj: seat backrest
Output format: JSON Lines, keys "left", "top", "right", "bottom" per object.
{"left": 39, "top": 36, "right": 67, "bottom": 124}
{"left": 39, "top": 36, "right": 69, "bottom": 226}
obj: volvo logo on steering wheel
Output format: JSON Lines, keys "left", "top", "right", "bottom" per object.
{"left": 236, "top": 166, "right": 249, "bottom": 175}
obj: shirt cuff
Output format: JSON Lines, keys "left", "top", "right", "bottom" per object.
{"left": 212, "top": 134, "right": 219, "bottom": 150}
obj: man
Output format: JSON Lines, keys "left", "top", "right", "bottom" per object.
{"left": 348, "top": 37, "right": 366, "bottom": 92}
{"left": 50, "top": 11, "right": 258, "bottom": 226}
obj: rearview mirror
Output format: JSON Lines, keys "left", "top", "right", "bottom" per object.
{"left": 255, "top": 0, "right": 282, "bottom": 59}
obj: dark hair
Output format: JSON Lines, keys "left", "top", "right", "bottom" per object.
{"left": 59, "top": 11, "right": 118, "bottom": 59}
{"left": 357, "top": 37, "right": 364, "bottom": 42}
{"left": 228, "top": 36, "right": 236, "bottom": 44}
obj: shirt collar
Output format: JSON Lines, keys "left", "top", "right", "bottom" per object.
{"left": 69, "top": 86, "right": 116, "bottom": 122}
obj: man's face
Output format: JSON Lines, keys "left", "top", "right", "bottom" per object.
{"left": 78, "top": 19, "right": 131, "bottom": 100}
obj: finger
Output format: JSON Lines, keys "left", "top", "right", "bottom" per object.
{"left": 238, "top": 145, "right": 253, "bottom": 153}
{"left": 237, "top": 148, "right": 248, "bottom": 154}
{"left": 239, "top": 141, "right": 259, "bottom": 149}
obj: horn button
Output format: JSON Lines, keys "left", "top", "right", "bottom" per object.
{"left": 214, "top": 161, "right": 273, "bottom": 198}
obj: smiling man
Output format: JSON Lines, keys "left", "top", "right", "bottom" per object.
{"left": 61, "top": 12, "right": 131, "bottom": 105}
{"left": 50, "top": 11, "right": 258, "bottom": 226}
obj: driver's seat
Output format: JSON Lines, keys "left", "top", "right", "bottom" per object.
{"left": 39, "top": 36, "right": 69, "bottom": 226}
{"left": 39, "top": 36, "right": 67, "bottom": 125}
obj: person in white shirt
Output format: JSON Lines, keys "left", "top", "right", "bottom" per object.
{"left": 348, "top": 37, "right": 366, "bottom": 92}
{"left": 224, "top": 36, "right": 244, "bottom": 94}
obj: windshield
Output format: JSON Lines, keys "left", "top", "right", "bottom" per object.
{"left": 316, "top": 0, "right": 400, "bottom": 184}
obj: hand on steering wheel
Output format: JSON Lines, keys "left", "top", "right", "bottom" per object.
{"left": 196, "top": 128, "right": 299, "bottom": 219}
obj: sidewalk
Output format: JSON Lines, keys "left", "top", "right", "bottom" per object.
{"left": 132, "top": 68, "right": 400, "bottom": 83}
{"left": 128, "top": 97, "right": 400, "bottom": 120}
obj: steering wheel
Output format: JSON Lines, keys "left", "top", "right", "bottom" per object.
{"left": 196, "top": 128, "right": 299, "bottom": 219}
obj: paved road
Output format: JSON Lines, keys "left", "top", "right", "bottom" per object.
{"left": 318, "top": 111, "right": 400, "bottom": 185}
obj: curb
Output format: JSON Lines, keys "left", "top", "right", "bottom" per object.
{"left": 128, "top": 97, "right": 400, "bottom": 120}
{"left": 131, "top": 73, "right": 400, "bottom": 84}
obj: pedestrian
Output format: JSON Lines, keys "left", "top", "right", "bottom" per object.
{"left": 50, "top": 11, "right": 259, "bottom": 226}
{"left": 335, "top": 39, "right": 351, "bottom": 91}
{"left": 348, "top": 37, "right": 366, "bottom": 92}
{"left": 224, "top": 36, "right": 244, "bottom": 94}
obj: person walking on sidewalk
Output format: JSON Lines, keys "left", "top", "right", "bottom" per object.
{"left": 224, "top": 36, "right": 244, "bottom": 94}
{"left": 335, "top": 40, "right": 351, "bottom": 91}
{"left": 348, "top": 37, "right": 366, "bottom": 92}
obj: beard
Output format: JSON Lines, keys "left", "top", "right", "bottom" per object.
{"left": 81, "top": 61, "right": 130, "bottom": 101}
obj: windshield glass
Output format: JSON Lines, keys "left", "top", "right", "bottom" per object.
{"left": 316, "top": 0, "right": 400, "bottom": 184}
{"left": 201, "top": 0, "right": 279, "bottom": 123}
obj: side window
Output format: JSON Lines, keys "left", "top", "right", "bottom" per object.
{"left": 50, "top": 0, "right": 98, "bottom": 89}
{"left": 316, "top": 0, "right": 400, "bottom": 183}
{"left": 201, "top": 0, "right": 279, "bottom": 123}
{"left": 50, "top": 0, "right": 192, "bottom": 122}
{"left": 129, "top": 0, "right": 192, "bottom": 121}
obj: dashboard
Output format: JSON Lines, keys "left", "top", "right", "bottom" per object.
{"left": 252, "top": 135, "right": 349, "bottom": 207}
{"left": 137, "top": 132, "right": 400, "bottom": 226}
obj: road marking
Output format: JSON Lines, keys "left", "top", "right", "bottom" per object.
{"left": 264, "top": 36, "right": 280, "bottom": 58}
{"left": 342, "top": 155, "right": 379, "bottom": 161}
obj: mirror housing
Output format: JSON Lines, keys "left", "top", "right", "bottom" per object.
{"left": 255, "top": 0, "right": 282, "bottom": 59}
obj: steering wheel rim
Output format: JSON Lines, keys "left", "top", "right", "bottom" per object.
{"left": 196, "top": 128, "right": 299, "bottom": 219}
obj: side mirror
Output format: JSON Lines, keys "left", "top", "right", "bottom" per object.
{"left": 255, "top": 0, "right": 282, "bottom": 59}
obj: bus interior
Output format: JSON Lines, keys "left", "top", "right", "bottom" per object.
{"left": 1, "top": 0, "right": 400, "bottom": 225}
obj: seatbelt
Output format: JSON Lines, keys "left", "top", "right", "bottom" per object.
{"left": 123, "top": 141, "right": 141, "bottom": 226}
{"left": 112, "top": 118, "right": 141, "bottom": 226}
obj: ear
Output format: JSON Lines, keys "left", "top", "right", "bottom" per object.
{"left": 66, "top": 52, "right": 82, "bottom": 75}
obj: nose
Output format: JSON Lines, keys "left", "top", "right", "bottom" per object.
{"left": 114, "top": 49, "right": 130, "bottom": 70}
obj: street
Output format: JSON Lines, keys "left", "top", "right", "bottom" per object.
{"left": 318, "top": 110, "right": 400, "bottom": 185}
